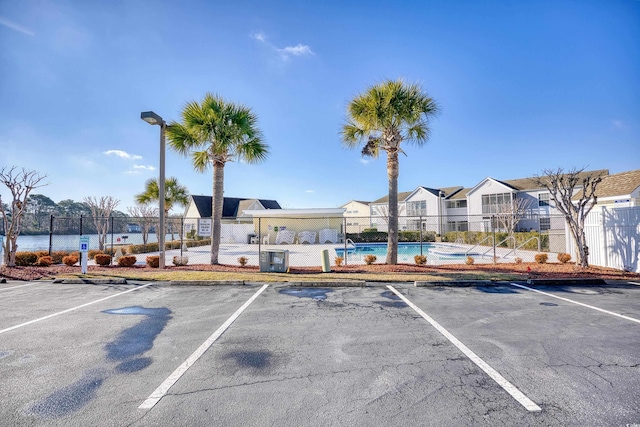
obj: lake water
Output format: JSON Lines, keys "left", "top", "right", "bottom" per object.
{"left": 4, "top": 233, "right": 177, "bottom": 252}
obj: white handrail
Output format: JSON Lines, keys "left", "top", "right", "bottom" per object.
{"left": 504, "top": 236, "right": 541, "bottom": 258}
{"left": 483, "top": 235, "right": 516, "bottom": 257}
{"left": 465, "top": 235, "right": 494, "bottom": 255}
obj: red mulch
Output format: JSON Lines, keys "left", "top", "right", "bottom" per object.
{"left": 1, "top": 262, "right": 639, "bottom": 282}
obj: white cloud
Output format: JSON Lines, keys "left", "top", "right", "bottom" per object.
{"left": 104, "top": 150, "right": 142, "bottom": 160}
{"left": 0, "top": 16, "right": 35, "bottom": 36}
{"left": 612, "top": 119, "right": 624, "bottom": 129}
{"left": 278, "top": 44, "right": 314, "bottom": 58}
{"left": 125, "top": 165, "right": 155, "bottom": 175}
{"left": 360, "top": 158, "right": 370, "bottom": 165}
{"left": 133, "top": 165, "right": 155, "bottom": 171}
{"left": 251, "top": 31, "right": 314, "bottom": 61}
{"left": 250, "top": 32, "right": 266, "bottom": 42}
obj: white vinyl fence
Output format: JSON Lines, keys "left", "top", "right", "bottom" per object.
{"left": 568, "top": 206, "right": 640, "bottom": 273}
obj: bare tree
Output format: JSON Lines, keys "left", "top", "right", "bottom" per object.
{"left": 127, "top": 204, "right": 158, "bottom": 245}
{"left": 494, "top": 197, "right": 532, "bottom": 236}
{"left": 83, "top": 196, "right": 120, "bottom": 251}
{"left": 534, "top": 167, "right": 604, "bottom": 267}
{"left": 0, "top": 167, "right": 48, "bottom": 266}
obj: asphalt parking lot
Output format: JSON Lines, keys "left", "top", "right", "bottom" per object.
{"left": 0, "top": 280, "right": 639, "bottom": 426}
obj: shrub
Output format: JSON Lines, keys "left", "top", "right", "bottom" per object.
{"left": 238, "top": 256, "right": 248, "bottom": 267}
{"left": 557, "top": 253, "right": 571, "bottom": 264}
{"left": 414, "top": 254, "right": 427, "bottom": 265}
{"left": 465, "top": 256, "right": 475, "bottom": 265}
{"left": 146, "top": 255, "right": 160, "bottom": 268}
{"left": 172, "top": 256, "right": 189, "bottom": 266}
{"left": 51, "top": 251, "right": 69, "bottom": 264}
{"left": 117, "top": 255, "right": 137, "bottom": 267}
{"left": 62, "top": 255, "right": 79, "bottom": 266}
{"left": 514, "top": 257, "right": 523, "bottom": 264}
{"left": 535, "top": 253, "right": 548, "bottom": 264}
{"left": 94, "top": 254, "right": 112, "bottom": 266}
{"left": 334, "top": 256, "right": 343, "bottom": 267}
{"left": 88, "top": 249, "right": 102, "bottom": 260}
{"left": 364, "top": 254, "right": 377, "bottom": 265}
{"left": 105, "top": 247, "right": 127, "bottom": 256}
{"left": 15, "top": 251, "right": 38, "bottom": 266}
{"left": 36, "top": 256, "right": 53, "bottom": 267}
{"left": 34, "top": 250, "right": 49, "bottom": 258}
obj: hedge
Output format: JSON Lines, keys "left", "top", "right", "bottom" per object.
{"left": 443, "top": 231, "right": 549, "bottom": 251}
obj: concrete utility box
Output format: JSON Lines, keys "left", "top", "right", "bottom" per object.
{"left": 260, "top": 250, "right": 289, "bottom": 273}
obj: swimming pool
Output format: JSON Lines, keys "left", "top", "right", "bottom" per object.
{"left": 335, "top": 242, "right": 499, "bottom": 264}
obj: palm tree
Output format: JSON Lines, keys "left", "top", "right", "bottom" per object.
{"left": 167, "top": 93, "right": 268, "bottom": 264}
{"left": 341, "top": 79, "right": 439, "bottom": 264}
{"left": 135, "top": 177, "right": 190, "bottom": 240}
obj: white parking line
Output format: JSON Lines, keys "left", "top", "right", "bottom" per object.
{"left": 387, "top": 285, "right": 542, "bottom": 412}
{"left": 0, "top": 282, "right": 40, "bottom": 291}
{"left": 139, "top": 284, "right": 269, "bottom": 410}
{"left": 0, "top": 283, "right": 154, "bottom": 335}
{"left": 509, "top": 283, "right": 640, "bottom": 324}
{"left": 629, "top": 282, "right": 640, "bottom": 287}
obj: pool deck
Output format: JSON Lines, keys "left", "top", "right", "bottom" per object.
{"left": 102, "top": 242, "right": 554, "bottom": 267}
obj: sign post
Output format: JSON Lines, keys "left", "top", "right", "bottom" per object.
{"left": 79, "top": 236, "right": 90, "bottom": 274}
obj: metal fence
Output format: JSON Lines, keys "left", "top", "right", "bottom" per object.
{"left": 6, "top": 214, "right": 569, "bottom": 268}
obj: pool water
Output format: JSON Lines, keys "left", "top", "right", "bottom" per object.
{"left": 335, "top": 242, "right": 495, "bottom": 263}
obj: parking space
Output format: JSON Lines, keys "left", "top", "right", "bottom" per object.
{"left": 0, "top": 281, "right": 638, "bottom": 426}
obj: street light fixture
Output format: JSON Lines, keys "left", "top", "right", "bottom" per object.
{"left": 140, "top": 110, "right": 166, "bottom": 269}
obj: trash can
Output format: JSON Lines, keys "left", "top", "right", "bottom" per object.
{"left": 321, "top": 249, "right": 330, "bottom": 273}
{"left": 260, "top": 250, "right": 289, "bottom": 272}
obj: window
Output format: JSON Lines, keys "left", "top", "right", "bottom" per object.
{"left": 407, "top": 200, "right": 427, "bottom": 216}
{"left": 446, "top": 200, "right": 467, "bottom": 209}
{"left": 481, "top": 193, "right": 512, "bottom": 214}
{"left": 538, "top": 193, "right": 550, "bottom": 207}
{"left": 540, "top": 217, "right": 551, "bottom": 231}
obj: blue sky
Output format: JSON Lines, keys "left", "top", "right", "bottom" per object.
{"left": 1, "top": 0, "right": 638, "bottom": 213}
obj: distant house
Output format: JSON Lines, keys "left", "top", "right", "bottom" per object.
{"left": 183, "top": 195, "right": 281, "bottom": 241}
{"left": 341, "top": 200, "right": 371, "bottom": 233}
{"left": 576, "top": 169, "right": 640, "bottom": 209}
{"left": 369, "top": 191, "right": 412, "bottom": 232}
{"left": 184, "top": 195, "right": 281, "bottom": 220}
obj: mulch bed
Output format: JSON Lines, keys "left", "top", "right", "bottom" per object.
{"left": 1, "top": 262, "right": 639, "bottom": 282}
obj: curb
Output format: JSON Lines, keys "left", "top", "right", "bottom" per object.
{"left": 524, "top": 278, "right": 607, "bottom": 286}
{"left": 169, "top": 280, "right": 245, "bottom": 286}
{"left": 415, "top": 280, "right": 495, "bottom": 287}
{"left": 168, "top": 280, "right": 368, "bottom": 287}
{"left": 53, "top": 278, "right": 128, "bottom": 284}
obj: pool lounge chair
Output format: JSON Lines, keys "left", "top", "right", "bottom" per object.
{"left": 319, "top": 228, "right": 338, "bottom": 244}
{"left": 275, "top": 229, "right": 296, "bottom": 244}
{"left": 298, "top": 231, "right": 316, "bottom": 244}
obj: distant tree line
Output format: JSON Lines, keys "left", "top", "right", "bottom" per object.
{"left": 0, "top": 194, "right": 129, "bottom": 235}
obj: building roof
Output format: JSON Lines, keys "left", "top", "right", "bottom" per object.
{"left": 480, "top": 169, "right": 610, "bottom": 192}
{"left": 190, "top": 195, "right": 281, "bottom": 218}
{"left": 371, "top": 191, "right": 412, "bottom": 204}
{"left": 243, "top": 208, "right": 346, "bottom": 218}
{"left": 447, "top": 188, "right": 471, "bottom": 200}
{"left": 341, "top": 200, "right": 370, "bottom": 207}
{"left": 573, "top": 169, "right": 640, "bottom": 199}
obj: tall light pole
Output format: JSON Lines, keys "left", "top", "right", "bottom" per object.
{"left": 141, "top": 111, "right": 166, "bottom": 269}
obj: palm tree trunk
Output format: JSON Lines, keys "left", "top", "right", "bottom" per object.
{"left": 211, "top": 162, "right": 225, "bottom": 264}
{"left": 386, "top": 151, "right": 399, "bottom": 264}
